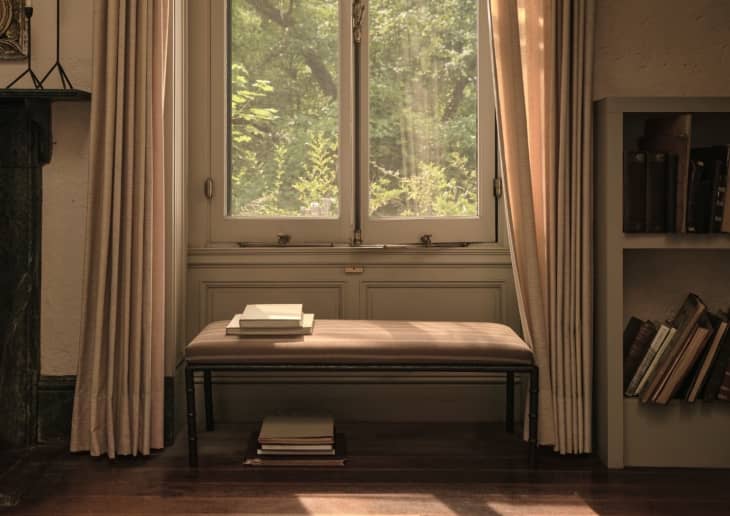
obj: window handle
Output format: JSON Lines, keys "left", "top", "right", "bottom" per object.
{"left": 204, "top": 178, "right": 214, "bottom": 200}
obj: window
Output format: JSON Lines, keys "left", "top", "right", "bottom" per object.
{"left": 219, "top": 0, "right": 495, "bottom": 245}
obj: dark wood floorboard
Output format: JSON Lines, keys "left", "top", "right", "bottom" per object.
{"left": 2, "top": 423, "right": 729, "bottom": 515}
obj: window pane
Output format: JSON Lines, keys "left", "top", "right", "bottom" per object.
{"left": 368, "top": 0, "right": 478, "bottom": 218}
{"left": 229, "top": 0, "right": 339, "bottom": 217}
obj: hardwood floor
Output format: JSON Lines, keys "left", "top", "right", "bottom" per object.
{"left": 1, "top": 423, "right": 729, "bottom": 515}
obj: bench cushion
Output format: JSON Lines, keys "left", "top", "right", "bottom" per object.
{"left": 185, "top": 320, "right": 533, "bottom": 366}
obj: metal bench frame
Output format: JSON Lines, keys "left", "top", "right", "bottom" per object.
{"left": 185, "top": 363, "right": 539, "bottom": 467}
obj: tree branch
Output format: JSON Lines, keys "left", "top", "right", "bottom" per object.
{"left": 442, "top": 56, "right": 476, "bottom": 122}
{"left": 244, "top": 0, "right": 337, "bottom": 100}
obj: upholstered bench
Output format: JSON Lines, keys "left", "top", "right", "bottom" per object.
{"left": 185, "top": 319, "right": 538, "bottom": 467}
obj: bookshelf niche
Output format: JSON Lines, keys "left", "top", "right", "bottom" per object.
{"left": 595, "top": 97, "right": 730, "bottom": 469}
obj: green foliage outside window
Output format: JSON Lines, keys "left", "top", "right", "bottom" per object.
{"left": 229, "top": 0, "right": 478, "bottom": 218}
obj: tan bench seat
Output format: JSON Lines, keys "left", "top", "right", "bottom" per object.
{"left": 183, "top": 319, "right": 538, "bottom": 468}
{"left": 186, "top": 319, "right": 534, "bottom": 366}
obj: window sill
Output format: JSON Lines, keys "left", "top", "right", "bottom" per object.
{"left": 187, "top": 243, "right": 511, "bottom": 267}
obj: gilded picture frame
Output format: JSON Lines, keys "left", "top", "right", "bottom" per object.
{"left": 0, "top": 0, "right": 27, "bottom": 60}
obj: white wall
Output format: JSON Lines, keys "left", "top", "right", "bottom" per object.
{"left": 593, "top": 0, "right": 730, "bottom": 99}
{"left": 0, "top": 0, "right": 92, "bottom": 376}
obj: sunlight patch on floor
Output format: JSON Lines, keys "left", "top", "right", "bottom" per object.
{"left": 295, "top": 492, "right": 459, "bottom": 515}
{"left": 485, "top": 498, "right": 600, "bottom": 516}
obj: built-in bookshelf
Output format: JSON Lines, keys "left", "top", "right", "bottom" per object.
{"left": 594, "top": 97, "right": 730, "bottom": 469}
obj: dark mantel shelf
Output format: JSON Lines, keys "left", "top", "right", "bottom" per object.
{"left": 0, "top": 88, "right": 91, "bottom": 102}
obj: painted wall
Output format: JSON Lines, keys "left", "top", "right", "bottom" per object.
{"left": 593, "top": 0, "right": 730, "bottom": 99}
{"left": 0, "top": 0, "right": 92, "bottom": 375}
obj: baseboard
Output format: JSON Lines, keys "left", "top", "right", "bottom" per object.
{"left": 37, "top": 376, "right": 75, "bottom": 443}
{"left": 38, "top": 375, "right": 177, "bottom": 447}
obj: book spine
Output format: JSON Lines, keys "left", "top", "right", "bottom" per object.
{"left": 626, "top": 325, "right": 668, "bottom": 396}
{"left": 686, "top": 160, "right": 701, "bottom": 233}
{"left": 624, "top": 151, "right": 647, "bottom": 232}
{"left": 640, "top": 295, "right": 705, "bottom": 402}
{"left": 623, "top": 321, "right": 657, "bottom": 390}
{"left": 635, "top": 329, "right": 675, "bottom": 396}
{"left": 704, "top": 338, "right": 730, "bottom": 400}
{"left": 645, "top": 152, "right": 668, "bottom": 232}
{"left": 665, "top": 154, "right": 678, "bottom": 232}
{"left": 708, "top": 160, "right": 724, "bottom": 232}
{"left": 718, "top": 149, "right": 730, "bottom": 233}
{"left": 718, "top": 370, "right": 730, "bottom": 401}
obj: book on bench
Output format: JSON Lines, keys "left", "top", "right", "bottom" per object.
{"left": 226, "top": 313, "right": 315, "bottom": 336}
{"left": 240, "top": 303, "right": 304, "bottom": 328}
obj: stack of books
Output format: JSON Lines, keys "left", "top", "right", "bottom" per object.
{"left": 226, "top": 303, "right": 315, "bottom": 337}
{"left": 244, "top": 416, "right": 345, "bottom": 466}
{"left": 623, "top": 293, "right": 730, "bottom": 403}
{"left": 623, "top": 114, "right": 730, "bottom": 234}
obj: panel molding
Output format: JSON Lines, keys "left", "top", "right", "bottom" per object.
{"left": 360, "top": 280, "right": 505, "bottom": 321}
{"left": 200, "top": 280, "right": 346, "bottom": 322}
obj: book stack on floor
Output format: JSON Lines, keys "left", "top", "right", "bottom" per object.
{"left": 244, "top": 416, "right": 345, "bottom": 467}
{"left": 623, "top": 114, "right": 730, "bottom": 234}
{"left": 226, "top": 303, "right": 315, "bottom": 337}
{"left": 623, "top": 293, "right": 730, "bottom": 403}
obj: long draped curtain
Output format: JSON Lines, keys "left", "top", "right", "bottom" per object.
{"left": 71, "top": 0, "right": 170, "bottom": 458}
{"left": 488, "top": 0, "right": 595, "bottom": 453}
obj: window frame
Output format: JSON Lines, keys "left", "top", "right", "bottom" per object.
{"left": 359, "top": 0, "right": 496, "bottom": 244}
{"left": 211, "top": 0, "right": 354, "bottom": 244}
{"left": 211, "top": 0, "right": 496, "bottom": 246}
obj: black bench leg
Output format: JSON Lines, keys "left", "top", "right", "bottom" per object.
{"left": 528, "top": 366, "right": 539, "bottom": 467}
{"left": 186, "top": 365, "right": 198, "bottom": 467}
{"left": 204, "top": 370, "right": 214, "bottom": 431}
{"left": 505, "top": 372, "right": 515, "bottom": 433}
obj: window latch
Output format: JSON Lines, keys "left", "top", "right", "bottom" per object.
{"left": 493, "top": 177, "right": 503, "bottom": 199}
{"left": 420, "top": 234, "right": 433, "bottom": 247}
{"left": 277, "top": 233, "right": 291, "bottom": 245}
{"left": 204, "top": 178, "right": 214, "bottom": 200}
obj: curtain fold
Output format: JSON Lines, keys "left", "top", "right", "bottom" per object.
{"left": 488, "top": 0, "right": 594, "bottom": 454}
{"left": 71, "top": 0, "right": 169, "bottom": 458}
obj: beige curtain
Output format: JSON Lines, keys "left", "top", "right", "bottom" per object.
{"left": 71, "top": 0, "right": 169, "bottom": 458}
{"left": 488, "top": 0, "right": 594, "bottom": 454}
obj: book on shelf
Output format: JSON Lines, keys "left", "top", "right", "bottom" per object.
{"left": 686, "top": 314, "right": 728, "bottom": 402}
{"left": 638, "top": 293, "right": 706, "bottom": 403}
{"left": 625, "top": 323, "right": 672, "bottom": 397}
{"left": 622, "top": 319, "right": 657, "bottom": 390}
{"left": 640, "top": 114, "right": 692, "bottom": 232}
{"left": 718, "top": 370, "right": 730, "bottom": 401}
{"left": 653, "top": 315, "right": 713, "bottom": 404}
{"left": 626, "top": 115, "right": 730, "bottom": 234}
{"left": 623, "top": 317, "right": 643, "bottom": 358}
{"left": 685, "top": 158, "right": 714, "bottom": 233}
{"left": 226, "top": 313, "right": 315, "bottom": 336}
{"left": 240, "top": 303, "right": 304, "bottom": 328}
{"left": 623, "top": 151, "right": 647, "bottom": 232}
{"left": 703, "top": 314, "right": 730, "bottom": 401}
{"left": 690, "top": 146, "right": 730, "bottom": 233}
{"left": 633, "top": 326, "right": 678, "bottom": 397}
{"left": 645, "top": 152, "right": 671, "bottom": 232}
{"left": 624, "top": 295, "right": 730, "bottom": 404}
